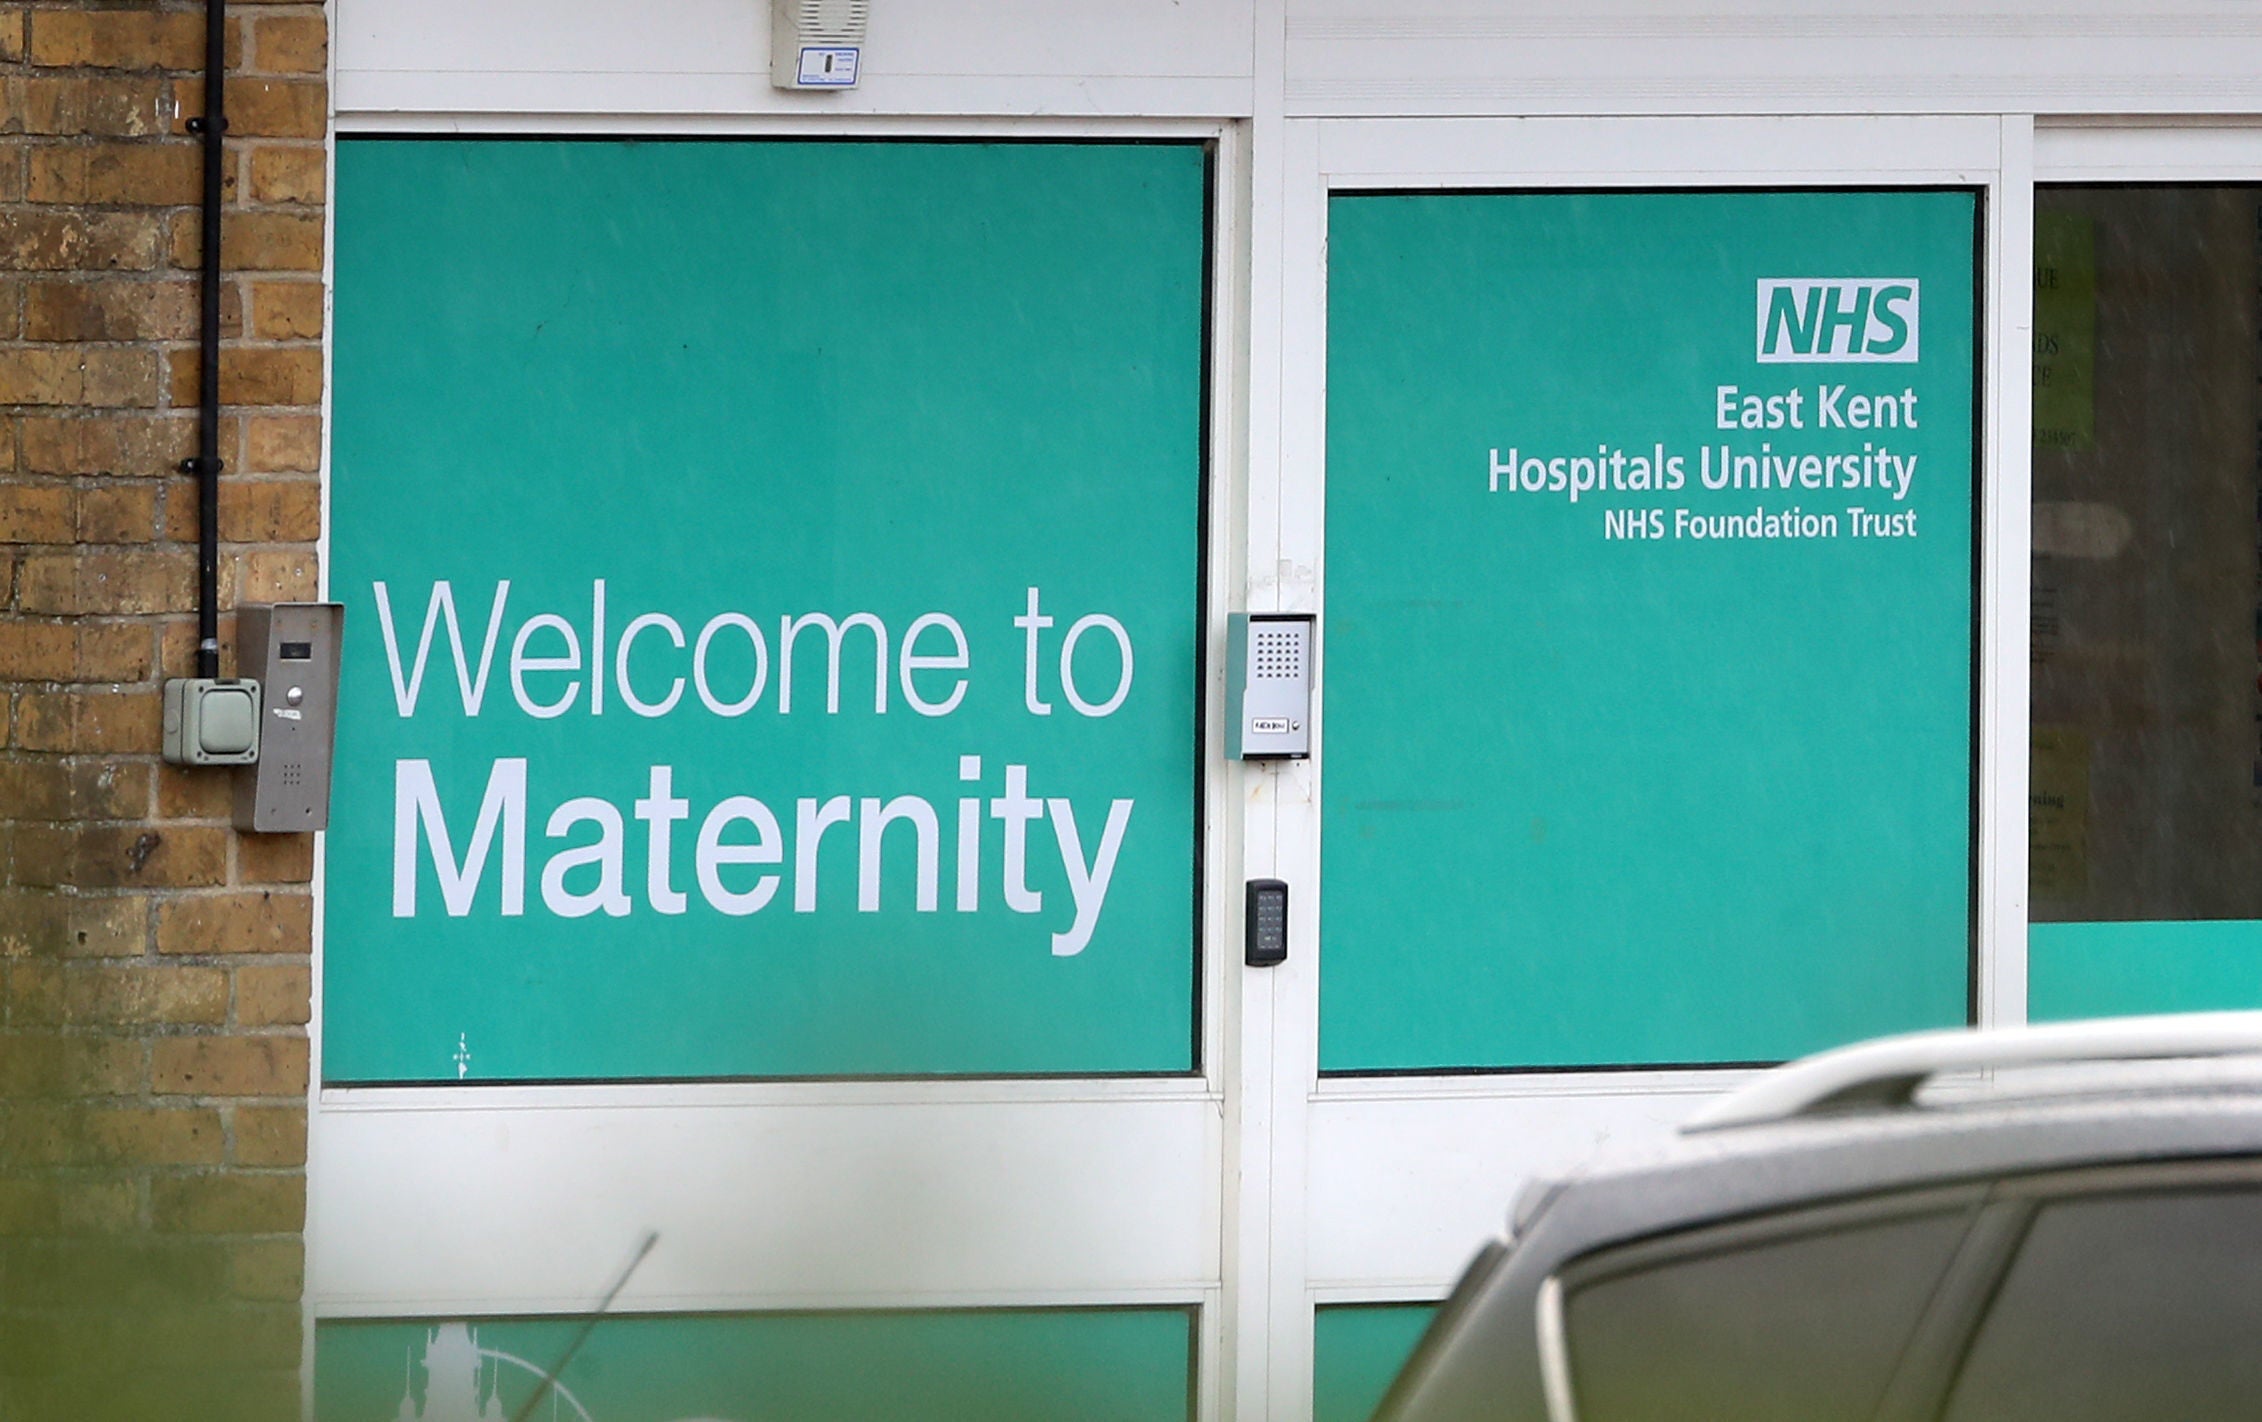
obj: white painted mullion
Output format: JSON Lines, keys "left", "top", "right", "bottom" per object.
{"left": 1980, "top": 116, "right": 2036, "bottom": 1030}
{"left": 1225, "top": 7, "right": 1290, "bottom": 1418}
{"left": 1263, "top": 114, "right": 1329, "bottom": 1422}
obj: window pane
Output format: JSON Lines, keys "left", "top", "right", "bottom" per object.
{"left": 317, "top": 1308, "right": 1197, "bottom": 1422}
{"left": 1314, "top": 1304, "right": 1437, "bottom": 1422}
{"left": 327, "top": 139, "right": 1209, "bottom": 1080}
{"left": 1323, "top": 187, "right": 1978, "bottom": 1071}
{"left": 1564, "top": 1209, "right": 1971, "bottom": 1422}
{"left": 2031, "top": 185, "right": 2262, "bottom": 924}
{"left": 1943, "top": 1190, "right": 2262, "bottom": 1422}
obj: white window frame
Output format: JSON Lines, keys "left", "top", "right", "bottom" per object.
{"left": 309, "top": 109, "right": 1251, "bottom": 1421}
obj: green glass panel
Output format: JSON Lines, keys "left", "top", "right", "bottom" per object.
{"left": 1314, "top": 1305, "right": 1437, "bottom": 1422}
{"left": 2030, "top": 920, "right": 2262, "bottom": 1020}
{"left": 327, "top": 139, "right": 1207, "bottom": 1081}
{"left": 316, "top": 1309, "right": 1193, "bottom": 1422}
{"left": 1322, "top": 190, "right": 1976, "bottom": 1070}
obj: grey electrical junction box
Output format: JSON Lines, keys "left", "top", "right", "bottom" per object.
{"left": 1226, "top": 613, "right": 1314, "bottom": 760}
{"left": 163, "top": 677, "right": 261, "bottom": 766}
{"left": 234, "top": 602, "right": 344, "bottom": 832}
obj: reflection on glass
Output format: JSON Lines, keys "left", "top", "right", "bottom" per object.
{"left": 2031, "top": 185, "right": 2262, "bottom": 922}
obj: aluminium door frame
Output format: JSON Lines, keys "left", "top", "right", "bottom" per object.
{"left": 1251, "top": 112, "right": 2029, "bottom": 1422}
{"left": 310, "top": 108, "right": 1252, "bottom": 1422}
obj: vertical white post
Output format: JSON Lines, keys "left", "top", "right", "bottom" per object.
{"left": 1224, "top": 6, "right": 1292, "bottom": 1420}
{"left": 1981, "top": 114, "right": 2037, "bottom": 1029}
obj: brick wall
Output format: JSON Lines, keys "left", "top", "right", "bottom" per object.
{"left": 0, "top": 2, "right": 324, "bottom": 1415}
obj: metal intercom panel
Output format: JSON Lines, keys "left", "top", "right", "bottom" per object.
{"left": 234, "top": 602, "right": 344, "bottom": 832}
{"left": 1226, "top": 613, "right": 1314, "bottom": 759}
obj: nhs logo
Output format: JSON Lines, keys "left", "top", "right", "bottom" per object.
{"left": 1756, "top": 279, "right": 1919, "bottom": 363}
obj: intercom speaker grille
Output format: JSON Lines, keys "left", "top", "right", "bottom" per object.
{"left": 1253, "top": 628, "right": 1304, "bottom": 681}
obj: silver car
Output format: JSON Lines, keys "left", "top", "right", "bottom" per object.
{"left": 1374, "top": 1014, "right": 2262, "bottom": 1422}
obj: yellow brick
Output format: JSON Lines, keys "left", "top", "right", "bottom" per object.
{"left": 0, "top": 619, "right": 148, "bottom": 682}
{"left": 27, "top": 11, "right": 205, "bottom": 71}
{"left": 20, "top": 75, "right": 166, "bottom": 138}
{"left": 17, "top": 412, "right": 195, "bottom": 476}
{"left": 235, "top": 549, "right": 315, "bottom": 603}
{"left": 151, "top": 1035, "right": 308, "bottom": 1098}
{"left": 6, "top": 959, "right": 65, "bottom": 1024}
{"left": 59, "top": 1179, "right": 139, "bottom": 1233}
{"left": 84, "top": 1105, "right": 226, "bottom": 1165}
{"left": 12, "top": 688, "right": 160, "bottom": 753}
{"left": 247, "top": 144, "right": 323, "bottom": 205}
{"left": 27, "top": 142, "right": 201, "bottom": 207}
{"left": 0, "top": 349, "right": 160, "bottom": 408}
{"left": 76, "top": 480, "right": 161, "bottom": 544}
{"left": 250, "top": 13, "right": 324, "bottom": 73}
{"left": 155, "top": 890, "right": 311, "bottom": 956}
{"left": 0, "top": 620, "right": 77, "bottom": 677}
{"left": 62, "top": 892, "right": 151, "bottom": 955}
{"left": 242, "top": 415, "right": 318, "bottom": 472}
{"left": 249, "top": 280, "right": 321, "bottom": 339}
{"left": 230, "top": 479, "right": 318, "bottom": 542}
{"left": 165, "top": 346, "right": 321, "bottom": 408}
{"left": 235, "top": 833, "right": 313, "bottom": 885}
{"left": 0, "top": 208, "right": 162, "bottom": 271}
{"left": 228, "top": 1237, "right": 304, "bottom": 1299}
{"left": 45, "top": 823, "right": 231, "bottom": 889}
{"left": 66, "top": 963, "right": 229, "bottom": 1025}
{"left": 170, "top": 75, "right": 324, "bottom": 140}
{"left": 158, "top": 760, "right": 236, "bottom": 818}
{"left": 14, "top": 548, "right": 194, "bottom": 615}
{"left": 0, "top": 482, "right": 74, "bottom": 542}
{"left": 25, "top": 278, "right": 199, "bottom": 342}
{"left": 233, "top": 962, "right": 308, "bottom": 1027}
{"left": 224, "top": 211, "right": 323, "bottom": 272}
{"left": 0, "top": 890, "right": 144, "bottom": 962}
{"left": 0, "top": 1034, "right": 144, "bottom": 1098}
{"left": 150, "top": 1172, "right": 305, "bottom": 1233}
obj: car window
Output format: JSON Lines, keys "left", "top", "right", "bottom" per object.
{"left": 1560, "top": 1207, "right": 1974, "bottom": 1422}
{"left": 1942, "top": 1188, "right": 2262, "bottom": 1422}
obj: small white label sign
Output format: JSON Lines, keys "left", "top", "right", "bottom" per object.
{"left": 797, "top": 46, "right": 860, "bottom": 87}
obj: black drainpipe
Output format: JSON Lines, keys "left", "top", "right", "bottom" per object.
{"left": 183, "top": 0, "right": 226, "bottom": 680}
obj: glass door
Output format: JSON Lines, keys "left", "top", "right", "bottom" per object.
{"left": 1265, "top": 116, "right": 2021, "bottom": 1421}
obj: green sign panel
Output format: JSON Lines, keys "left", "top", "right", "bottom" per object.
{"left": 328, "top": 140, "right": 1208, "bottom": 1081}
{"left": 1322, "top": 189, "right": 1976, "bottom": 1071}
{"left": 316, "top": 1310, "right": 1193, "bottom": 1422}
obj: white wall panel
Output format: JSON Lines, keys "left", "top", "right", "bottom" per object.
{"left": 1303, "top": 1075, "right": 1746, "bottom": 1294}
{"left": 335, "top": 0, "right": 1255, "bottom": 117}
{"left": 1285, "top": 3, "right": 2262, "bottom": 118}
{"left": 311, "top": 1084, "right": 1220, "bottom": 1316}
